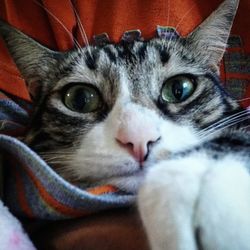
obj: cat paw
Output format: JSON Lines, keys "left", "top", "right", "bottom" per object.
{"left": 138, "top": 154, "right": 250, "bottom": 250}
{"left": 194, "top": 161, "right": 250, "bottom": 250}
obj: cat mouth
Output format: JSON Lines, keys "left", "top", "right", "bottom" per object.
{"left": 74, "top": 169, "right": 145, "bottom": 194}
{"left": 103, "top": 171, "right": 146, "bottom": 194}
{"left": 92, "top": 168, "right": 145, "bottom": 182}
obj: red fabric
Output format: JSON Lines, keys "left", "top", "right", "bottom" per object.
{"left": 0, "top": 0, "right": 249, "bottom": 105}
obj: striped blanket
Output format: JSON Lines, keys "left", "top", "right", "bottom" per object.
{"left": 0, "top": 92, "right": 135, "bottom": 220}
{"left": 0, "top": 90, "right": 135, "bottom": 249}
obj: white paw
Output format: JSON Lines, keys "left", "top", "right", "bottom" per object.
{"left": 138, "top": 153, "right": 250, "bottom": 250}
{"left": 194, "top": 161, "right": 250, "bottom": 250}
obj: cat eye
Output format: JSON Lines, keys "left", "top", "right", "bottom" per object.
{"left": 63, "top": 84, "right": 102, "bottom": 113}
{"left": 161, "top": 75, "right": 196, "bottom": 103}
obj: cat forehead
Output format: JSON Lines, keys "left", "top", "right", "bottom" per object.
{"left": 60, "top": 38, "right": 203, "bottom": 85}
{"left": 75, "top": 38, "right": 192, "bottom": 68}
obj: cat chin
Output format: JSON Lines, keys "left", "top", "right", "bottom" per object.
{"left": 98, "top": 171, "right": 146, "bottom": 194}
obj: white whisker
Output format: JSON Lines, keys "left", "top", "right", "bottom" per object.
{"left": 32, "top": 0, "right": 81, "bottom": 50}
{"left": 167, "top": 0, "right": 170, "bottom": 25}
{"left": 198, "top": 110, "right": 249, "bottom": 135}
{"left": 241, "top": 125, "right": 250, "bottom": 130}
{"left": 174, "top": 4, "right": 196, "bottom": 32}
{"left": 167, "top": 3, "right": 196, "bottom": 51}
{"left": 198, "top": 115, "right": 248, "bottom": 138}
{"left": 69, "top": 1, "right": 94, "bottom": 59}
{"left": 200, "top": 116, "right": 249, "bottom": 140}
{"left": 70, "top": 3, "right": 90, "bottom": 47}
{"left": 235, "top": 97, "right": 250, "bottom": 102}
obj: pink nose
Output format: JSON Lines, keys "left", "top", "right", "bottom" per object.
{"left": 115, "top": 111, "right": 160, "bottom": 163}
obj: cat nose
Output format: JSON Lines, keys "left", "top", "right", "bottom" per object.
{"left": 115, "top": 115, "right": 161, "bottom": 163}
{"left": 116, "top": 128, "right": 160, "bottom": 162}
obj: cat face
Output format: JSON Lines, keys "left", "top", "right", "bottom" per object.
{"left": 0, "top": 0, "right": 240, "bottom": 193}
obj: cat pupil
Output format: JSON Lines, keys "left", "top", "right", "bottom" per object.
{"left": 64, "top": 85, "right": 100, "bottom": 113}
{"left": 172, "top": 78, "right": 195, "bottom": 102}
{"left": 74, "top": 89, "right": 88, "bottom": 109}
{"left": 172, "top": 81, "right": 183, "bottom": 100}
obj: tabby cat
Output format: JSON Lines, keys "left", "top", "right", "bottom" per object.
{"left": 0, "top": 0, "right": 249, "bottom": 249}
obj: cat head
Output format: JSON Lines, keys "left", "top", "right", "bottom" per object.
{"left": 0, "top": 0, "right": 240, "bottom": 193}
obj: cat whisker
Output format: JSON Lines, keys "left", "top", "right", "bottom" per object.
{"left": 39, "top": 151, "right": 76, "bottom": 156}
{"left": 208, "top": 46, "right": 228, "bottom": 54}
{"left": 42, "top": 157, "right": 74, "bottom": 161}
{"left": 199, "top": 116, "right": 249, "bottom": 140}
{"left": 70, "top": 3, "right": 90, "bottom": 48}
{"left": 32, "top": 0, "right": 82, "bottom": 50}
{"left": 69, "top": 1, "right": 95, "bottom": 61}
{"left": 235, "top": 97, "right": 250, "bottom": 102}
{"left": 55, "top": 166, "right": 82, "bottom": 182}
{"left": 33, "top": 1, "right": 96, "bottom": 69}
{"left": 40, "top": 151, "right": 126, "bottom": 166}
{"left": 74, "top": 155, "right": 126, "bottom": 163}
{"left": 174, "top": 3, "right": 196, "bottom": 32}
{"left": 39, "top": 153, "right": 81, "bottom": 181}
{"left": 39, "top": 153, "right": 74, "bottom": 163}
{"left": 167, "top": 0, "right": 170, "bottom": 25}
{"left": 167, "top": 3, "right": 196, "bottom": 51}
{"left": 39, "top": 152, "right": 73, "bottom": 158}
{"left": 198, "top": 110, "right": 249, "bottom": 135}
{"left": 38, "top": 145, "right": 82, "bottom": 155}
{"left": 42, "top": 159, "right": 73, "bottom": 165}
{"left": 241, "top": 125, "right": 250, "bottom": 130}
{"left": 198, "top": 113, "right": 249, "bottom": 138}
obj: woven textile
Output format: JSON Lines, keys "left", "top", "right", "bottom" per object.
{"left": 1, "top": 92, "right": 134, "bottom": 219}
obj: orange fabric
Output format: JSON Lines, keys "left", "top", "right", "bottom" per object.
{"left": 87, "top": 185, "right": 118, "bottom": 195}
{"left": 22, "top": 162, "right": 90, "bottom": 218}
{"left": 0, "top": 0, "right": 249, "bottom": 104}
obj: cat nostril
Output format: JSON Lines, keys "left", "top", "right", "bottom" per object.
{"left": 126, "top": 142, "right": 134, "bottom": 149}
{"left": 145, "top": 137, "right": 161, "bottom": 160}
{"left": 147, "top": 136, "right": 161, "bottom": 148}
{"left": 116, "top": 138, "right": 133, "bottom": 148}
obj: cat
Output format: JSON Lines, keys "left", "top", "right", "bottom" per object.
{"left": 0, "top": 0, "right": 249, "bottom": 249}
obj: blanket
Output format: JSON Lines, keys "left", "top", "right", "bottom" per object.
{"left": 0, "top": 200, "right": 35, "bottom": 250}
{"left": 0, "top": 91, "right": 135, "bottom": 249}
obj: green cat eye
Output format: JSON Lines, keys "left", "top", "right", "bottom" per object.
{"left": 64, "top": 84, "right": 101, "bottom": 113}
{"left": 161, "top": 76, "right": 195, "bottom": 103}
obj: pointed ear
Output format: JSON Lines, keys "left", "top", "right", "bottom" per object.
{"left": 0, "top": 20, "right": 62, "bottom": 100}
{"left": 187, "top": 0, "right": 239, "bottom": 71}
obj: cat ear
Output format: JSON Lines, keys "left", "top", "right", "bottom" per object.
{"left": 186, "top": 0, "right": 239, "bottom": 71}
{"left": 0, "top": 20, "right": 62, "bottom": 100}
